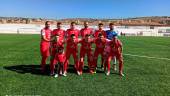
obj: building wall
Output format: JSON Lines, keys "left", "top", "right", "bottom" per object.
{"left": 0, "top": 24, "right": 170, "bottom": 36}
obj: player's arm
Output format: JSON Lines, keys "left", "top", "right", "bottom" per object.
{"left": 90, "top": 38, "right": 96, "bottom": 47}
{"left": 103, "top": 31, "right": 107, "bottom": 38}
{"left": 65, "top": 29, "right": 68, "bottom": 38}
{"left": 77, "top": 38, "right": 82, "bottom": 44}
{"left": 41, "top": 30, "right": 50, "bottom": 42}
{"left": 90, "top": 38, "right": 95, "bottom": 44}
{"left": 49, "top": 30, "right": 55, "bottom": 42}
{"left": 79, "top": 29, "right": 82, "bottom": 37}
{"left": 120, "top": 45, "right": 123, "bottom": 53}
{"left": 77, "top": 29, "right": 80, "bottom": 38}
{"left": 50, "top": 36, "right": 56, "bottom": 42}
{"left": 105, "top": 38, "right": 111, "bottom": 42}
{"left": 61, "top": 39, "right": 65, "bottom": 46}
{"left": 92, "top": 30, "right": 96, "bottom": 37}
{"left": 118, "top": 40, "right": 123, "bottom": 52}
{"left": 89, "top": 38, "right": 93, "bottom": 43}
{"left": 105, "top": 39, "right": 111, "bottom": 48}
{"left": 90, "top": 28, "right": 94, "bottom": 35}
{"left": 50, "top": 30, "right": 57, "bottom": 42}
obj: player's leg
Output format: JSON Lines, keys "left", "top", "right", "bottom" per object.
{"left": 87, "top": 51, "right": 92, "bottom": 70}
{"left": 63, "top": 51, "right": 71, "bottom": 75}
{"left": 87, "top": 51, "right": 95, "bottom": 74}
{"left": 89, "top": 61, "right": 95, "bottom": 74}
{"left": 93, "top": 49, "right": 99, "bottom": 69}
{"left": 54, "top": 62, "right": 60, "bottom": 78}
{"left": 50, "top": 49, "right": 57, "bottom": 75}
{"left": 116, "top": 53, "right": 124, "bottom": 76}
{"left": 101, "top": 51, "right": 105, "bottom": 69}
{"left": 40, "top": 44, "right": 50, "bottom": 73}
{"left": 61, "top": 62, "right": 64, "bottom": 76}
{"left": 41, "top": 55, "right": 48, "bottom": 73}
{"left": 79, "top": 51, "right": 85, "bottom": 74}
{"left": 103, "top": 53, "right": 108, "bottom": 72}
{"left": 73, "top": 51, "right": 80, "bottom": 75}
{"left": 113, "top": 56, "right": 117, "bottom": 71}
{"left": 104, "top": 55, "right": 111, "bottom": 75}
{"left": 107, "top": 57, "right": 111, "bottom": 76}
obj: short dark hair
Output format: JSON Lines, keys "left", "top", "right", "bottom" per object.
{"left": 109, "top": 23, "right": 114, "bottom": 26}
{"left": 98, "top": 33, "right": 103, "bottom": 37}
{"left": 98, "top": 23, "right": 104, "bottom": 26}
{"left": 57, "top": 22, "right": 62, "bottom": 25}
{"left": 71, "top": 22, "right": 76, "bottom": 25}
{"left": 71, "top": 34, "right": 75, "bottom": 37}
{"left": 84, "top": 21, "right": 88, "bottom": 24}
{"left": 45, "top": 21, "right": 50, "bottom": 25}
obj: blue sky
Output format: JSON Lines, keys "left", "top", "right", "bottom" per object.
{"left": 0, "top": 0, "right": 170, "bottom": 19}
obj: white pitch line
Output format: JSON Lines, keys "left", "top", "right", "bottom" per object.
{"left": 124, "top": 53, "right": 170, "bottom": 61}
{"left": 82, "top": 47, "right": 170, "bottom": 61}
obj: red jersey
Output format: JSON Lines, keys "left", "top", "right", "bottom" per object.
{"left": 52, "top": 39, "right": 64, "bottom": 49}
{"left": 79, "top": 39, "right": 93, "bottom": 51}
{"left": 94, "top": 38, "right": 106, "bottom": 49}
{"left": 52, "top": 29, "right": 65, "bottom": 40}
{"left": 56, "top": 53, "right": 65, "bottom": 63}
{"left": 80, "top": 28, "right": 93, "bottom": 38}
{"left": 56, "top": 46, "right": 64, "bottom": 54}
{"left": 94, "top": 30, "right": 106, "bottom": 38}
{"left": 55, "top": 46, "right": 65, "bottom": 63}
{"left": 110, "top": 39, "right": 122, "bottom": 53}
{"left": 66, "top": 38, "right": 79, "bottom": 50}
{"left": 66, "top": 29, "right": 79, "bottom": 39}
{"left": 41, "top": 28, "right": 52, "bottom": 42}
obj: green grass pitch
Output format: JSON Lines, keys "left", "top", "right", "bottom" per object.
{"left": 0, "top": 34, "right": 170, "bottom": 96}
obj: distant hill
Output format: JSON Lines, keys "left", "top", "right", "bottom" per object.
{"left": 0, "top": 16, "right": 170, "bottom": 26}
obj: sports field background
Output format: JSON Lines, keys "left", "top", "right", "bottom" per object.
{"left": 0, "top": 34, "right": 170, "bottom": 96}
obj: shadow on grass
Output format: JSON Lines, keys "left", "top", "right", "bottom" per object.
{"left": 3, "top": 64, "right": 100, "bottom": 76}
{"left": 3, "top": 64, "right": 120, "bottom": 76}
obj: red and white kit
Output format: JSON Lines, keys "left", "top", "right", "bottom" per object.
{"left": 94, "top": 30, "right": 106, "bottom": 38}
{"left": 104, "top": 39, "right": 123, "bottom": 73}
{"left": 50, "top": 39, "right": 64, "bottom": 74}
{"left": 40, "top": 28, "right": 52, "bottom": 72}
{"left": 93, "top": 38, "right": 107, "bottom": 68}
{"left": 79, "top": 38, "right": 94, "bottom": 73}
{"left": 66, "top": 29, "right": 79, "bottom": 39}
{"left": 50, "top": 29, "right": 65, "bottom": 68}
{"left": 64, "top": 38, "right": 80, "bottom": 73}
{"left": 80, "top": 28, "right": 93, "bottom": 38}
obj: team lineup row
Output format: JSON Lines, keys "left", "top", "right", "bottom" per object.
{"left": 40, "top": 21, "right": 124, "bottom": 78}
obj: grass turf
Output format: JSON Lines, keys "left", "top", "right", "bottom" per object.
{"left": 0, "top": 34, "right": 170, "bottom": 96}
